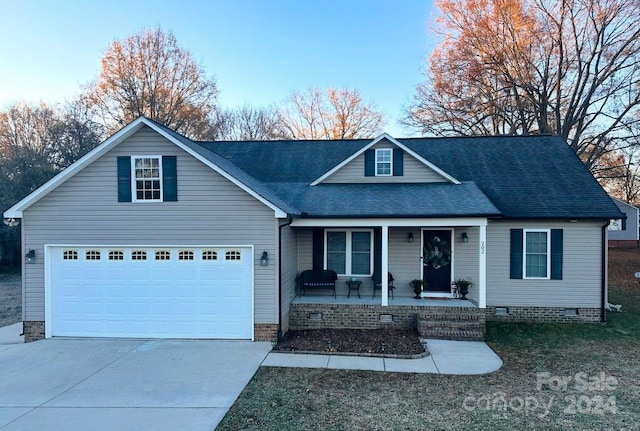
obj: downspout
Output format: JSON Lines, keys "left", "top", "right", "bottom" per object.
{"left": 601, "top": 220, "right": 609, "bottom": 323}
{"left": 278, "top": 217, "right": 293, "bottom": 342}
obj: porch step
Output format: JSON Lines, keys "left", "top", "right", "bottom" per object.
{"left": 418, "top": 310, "right": 486, "bottom": 341}
{"left": 419, "top": 328, "right": 485, "bottom": 341}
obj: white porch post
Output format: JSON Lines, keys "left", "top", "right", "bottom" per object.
{"left": 381, "top": 224, "right": 389, "bottom": 306}
{"left": 478, "top": 223, "right": 487, "bottom": 308}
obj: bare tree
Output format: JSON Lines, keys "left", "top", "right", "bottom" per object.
{"left": 405, "top": 0, "right": 640, "bottom": 176}
{"left": 214, "top": 105, "right": 288, "bottom": 141}
{"left": 603, "top": 147, "right": 640, "bottom": 205}
{"left": 86, "top": 28, "right": 219, "bottom": 139}
{"left": 280, "top": 87, "right": 384, "bottom": 139}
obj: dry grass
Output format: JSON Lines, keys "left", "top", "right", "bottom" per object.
{"left": 0, "top": 272, "right": 21, "bottom": 327}
{"left": 218, "top": 249, "right": 640, "bottom": 431}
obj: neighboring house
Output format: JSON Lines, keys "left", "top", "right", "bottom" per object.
{"left": 608, "top": 197, "right": 639, "bottom": 248}
{"left": 3, "top": 117, "right": 623, "bottom": 342}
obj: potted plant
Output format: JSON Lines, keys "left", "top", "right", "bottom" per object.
{"left": 454, "top": 278, "right": 473, "bottom": 300}
{"left": 410, "top": 279, "right": 425, "bottom": 299}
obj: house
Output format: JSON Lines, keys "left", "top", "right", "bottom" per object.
{"left": 608, "top": 197, "right": 639, "bottom": 248}
{"left": 3, "top": 117, "right": 623, "bottom": 342}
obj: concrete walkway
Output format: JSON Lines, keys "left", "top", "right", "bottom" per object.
{"left": 262, "top": 339, "right": 503, "bottom": 374}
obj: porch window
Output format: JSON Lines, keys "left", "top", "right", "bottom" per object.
{"left": 524, "top": 230, "right": 550, "bottom": 279}
{"left": 326, "top": 230, "right": 372, "bottom": 276}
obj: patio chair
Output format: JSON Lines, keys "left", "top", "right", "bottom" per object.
{"left": 372, "top": 272, "right": 395, "bottom": 299}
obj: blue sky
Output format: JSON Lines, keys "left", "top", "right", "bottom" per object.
{"left": 0, "top": 0, "right": 438, "bottom": 136}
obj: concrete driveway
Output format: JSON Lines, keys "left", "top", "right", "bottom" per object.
{"left": 0, "top": 324, "right": 271, "bottom": 431}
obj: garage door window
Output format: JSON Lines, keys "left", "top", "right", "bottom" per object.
{"left": 226, "top": 250, "right": 241, "bottom": 261}
{"left": 63, "top": 250, "right": 78, "bottom": 260}
{"left": 86, "top": 250, "right": 101, "bottom": 261}
{"left": 178, "top": 250, "right": 194, "bottom": 261}
{"left": 155, "top": 250, "right": 171, "bottom": 261}
{"left": 108, "top": 250, "right": 124, "bottom": 261}
{"left": 202, "top": 250, "right": 218, "bottom": 261}
{"left": 131, "top": 250, "right": 147, "bottom": 260}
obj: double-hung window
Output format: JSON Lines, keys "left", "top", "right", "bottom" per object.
{"left": 523, "top": 229, "right": 550, "bottom": 279}
{"left": 133, "top": 156, "right": 162, "bottom": 201}
{"left": 326, "top": 230, "right": 373, "bottom": 276}
{"left": 375, "top": 148, "right": 392, "bottom": 176}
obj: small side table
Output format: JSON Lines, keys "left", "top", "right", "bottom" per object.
{"left": 346, "top": 280, "right": 362, "bottom": 298}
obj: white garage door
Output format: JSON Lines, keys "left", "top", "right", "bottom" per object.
{"left": 49, "top": 246, "right": 253, "bottom": 339}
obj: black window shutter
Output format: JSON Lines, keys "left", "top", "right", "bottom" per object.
{"left": 117, "top": 156, "right": 132, "bottom": 202}
{"left": 364, "top": 149, "right": 375, "bottom": 176}
{"left": 393, "top": 148, "right": 404, "bottom": 176}
{"left": 312, "top": 228, "right": 324, "bottom": 270}
{"left": 551, "top": 229, "right": 563, "bottom": 280}
{"left": 622, "top": 218, "right": 627, "bottom": 231}
{"left": 162, "top": 156, "right": 178, "bottom": 201}
{"left": 374, "top": 228, "right": 382, "bottom": 277}
{"left": 510, "top": 229, "right": 523, "bottom": 279}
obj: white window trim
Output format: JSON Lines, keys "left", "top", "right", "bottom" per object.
{"left": 375, "top": 148, "right": 393, "bottom": 177}
{"left": 131, "top": 155, "right": 163, "bottom": 203}
{"left": 523, "top": 229, "right": 551, "bottom": 280}
{"left": 325, "top": 229, "right": 374, "bottom": 276}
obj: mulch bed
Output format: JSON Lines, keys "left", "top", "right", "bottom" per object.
{"left": 273, "top": 328, "right": 425, "bottom": 356}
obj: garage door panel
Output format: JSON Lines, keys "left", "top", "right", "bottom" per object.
{"left": 50, "top": 246, "right": 253, "bottom": 339}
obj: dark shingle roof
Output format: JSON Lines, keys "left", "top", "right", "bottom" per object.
{"left": 185, "top": 133, "right": 621, "bottom": 220}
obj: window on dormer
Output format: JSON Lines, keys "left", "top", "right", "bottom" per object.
{"left": 375, "top": 149, "right": 392, "bottom": 176}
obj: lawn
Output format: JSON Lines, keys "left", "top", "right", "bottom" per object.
{"left": 217, "top": 248, "right": 640, "bottom": 431}
{"left": 0, "top": 271, "right": 21, "bottom": 327}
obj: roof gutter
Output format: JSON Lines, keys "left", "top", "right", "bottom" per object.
{"left": 601, "top": 220, "right": 609, "bottom": 323}
{"left": 277, "top": 217, "right": 293, "bottom": 342}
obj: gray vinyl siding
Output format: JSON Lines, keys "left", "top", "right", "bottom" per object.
{"left": 450, "top": 226, "right": 480, "bottom": 303}
{"left": 22, "top": 126, "right": 279, "bottom": 323}
{"left": 323, "top": 142, "right": 450, "bottom": 183}
{"left": 297, "top": 228, "right": 313, "bottom": 272}
{"left": 608, "top": 199, "right": 639, "bottom": 241}
{"left": 388, "top": 227, "right": 422, "bottom": 296}
{"left": 486, "top": 220, "right": 604, "bottom": 308}
{"left": 280, "top": 224, "right": 298, "bottom": 331}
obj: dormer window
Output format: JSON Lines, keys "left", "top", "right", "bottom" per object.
{"left": 375, "top": 149, "right": 392, "bottom": 176}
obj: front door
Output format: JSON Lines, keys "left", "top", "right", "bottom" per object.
{"left": 422, "top": 230, "right": 452, "bottom": 292}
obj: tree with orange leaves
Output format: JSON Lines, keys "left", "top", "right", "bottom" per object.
{"left": 405, "top": 0, "right": 640, "bottom": 177}
{"left": 86, "top": 28, "right": 219, "bottom": 140}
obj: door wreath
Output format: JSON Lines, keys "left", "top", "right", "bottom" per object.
{"left": 423, "top": 236, "right": 451, "bottom": 269}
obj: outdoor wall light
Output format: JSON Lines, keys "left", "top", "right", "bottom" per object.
{"left": 260, "top": 251, "right": 269, "bottom": 266}
{"left": 408, "top": 232, "right": 414, "bottom": 243}
{"left": 461, "top": 232, "right": 469, "bottom": 243}
{"left": 25, "top": 249, "right": 35, "bottom": 264}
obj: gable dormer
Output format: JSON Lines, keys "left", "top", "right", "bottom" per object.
{"left": 312, "top": 134, "right": 459, "bottom": 185}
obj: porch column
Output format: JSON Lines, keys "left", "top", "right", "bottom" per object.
{"left": 381, "top": 224, "right": 389, "bottom": 306}
{"left": 478, "top": 223, "right": 487, "bottom": 308}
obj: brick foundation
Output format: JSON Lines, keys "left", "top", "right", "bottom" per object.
{"left": 289, "top": 303, "right": 485, "bottom": 332}
{"left": 23, "top": 321, "right": 45, "bottom": 342}
{"left": 485, "top": 306, "right": 602, "bottom": 323}
{"left": 254, "top": 323, "right": 278, "bottom": 341}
